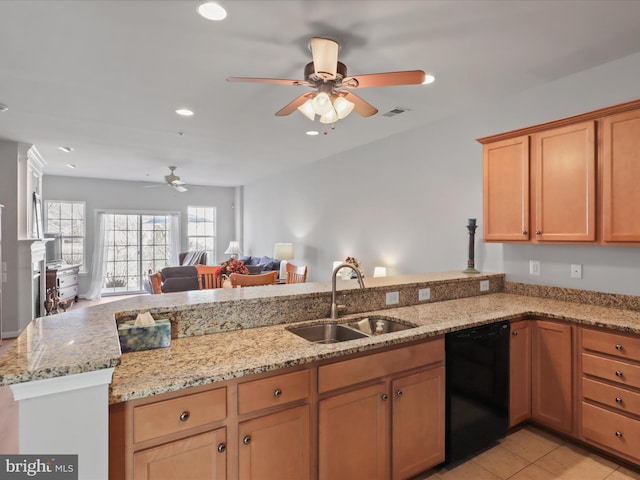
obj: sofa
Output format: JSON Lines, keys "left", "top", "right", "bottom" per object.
{"left": 239, "top": 256, "right": 281, "bottom": 275}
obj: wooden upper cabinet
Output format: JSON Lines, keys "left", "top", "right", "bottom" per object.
{"left": 532, "top": 121, "right": 596, "bottom": 242}
{"left": 601, "top": 109, "right": 640, "bottom": 243}
{"left": 482, "top": 136, "right": 530, "bottom": 241}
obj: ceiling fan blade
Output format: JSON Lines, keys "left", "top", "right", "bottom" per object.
{"left": 172, "top": 185, "right": 188, "bottom": 193}
{"left": 226, "top": 76, "right": 309, "bottom": 87}
{"left": 275, "top": 93, "right": 314, "bottom": 116}
{"left": 310, "top": 37, "right": 339, "bottom": 80}
{"left": 343, "top": 70, "right": 426, "bottom": 89}
{"left": 341, "top": 91, "right": 378, "bottom": 117}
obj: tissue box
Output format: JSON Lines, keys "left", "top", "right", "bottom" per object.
{"left": 118, "top": 319, "right": 171, "bottom": 353}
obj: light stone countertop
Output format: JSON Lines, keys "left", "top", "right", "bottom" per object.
{"left": 109, "top": 291, "right": 640, "bottom": 403}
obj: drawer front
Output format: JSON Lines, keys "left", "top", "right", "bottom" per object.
{"left": 582, "top": 402, "right": 640, "bottom": 461}
{"left": 318, "top": 338, "right": 444, "bottom": 394}
{"left": 238, "top": 369, "right": 309, "bottom": 415}
{"left": 582, "top": 328, "right": 640, "bottom": 361}
{"left": 582, "top": 377, "right": 640, "bottom": 415}
{"left": 57, "top": 274, "right": 78, "bottom": 287}
{"left": 58, "top": 285, "right": 78, "bottom": 302}
{"left": 582, "top": 353, "right": 640, "bottom": 389}
{"left": 133, "top": 388, "right": 226, "bottom": 444}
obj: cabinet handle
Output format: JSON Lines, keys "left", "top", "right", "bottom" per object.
{"left": 615, "top": 344, "right": 623, "bottom": 351}
{"left": 396, "top": 390, "right": 403, "bottom": 397}
{"left": 381, "top": 394, "right": 388, "bottom": 401}
{"left": 243, "top": 435, "right": 251, "bottom": 445}
{"left": 274, "top": 388, "right": 282, "bottom": 398}
{"left": 615, "top": 431, "right": 623, "bottom": 438}
{"left": 179, "top": 411, "right": 190, "bottom": 422}
{"left": 615, "top": 397, "right": 623, "bottom": 404}
{"left": 512, "top": 331, "right": 518, "bottom": 336}
{"left": 615, "top": 370, "right": 623, "bottom": 377}
{"left": 522, "top": 230, "right": 528, "bottom": 235}
{"left": 217, "top": 443, "right": 226, "bottom": 453}
{"left": 535, "top": 230, "right": 541, "bottom": 235}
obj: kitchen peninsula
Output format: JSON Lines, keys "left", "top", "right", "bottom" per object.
{"left": 2, "top": 272, "right": 640, "bottom": 479}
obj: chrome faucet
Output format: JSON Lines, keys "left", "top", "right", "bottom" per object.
{"left": 330, "top": 263, "right": 365, "bottom": 319}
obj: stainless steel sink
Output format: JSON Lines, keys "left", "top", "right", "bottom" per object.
{"left": 287, "top": 323, "right": 369, "bottom": 344}
{"left": 347, "top": 316, "right": 416, "bottom": 335}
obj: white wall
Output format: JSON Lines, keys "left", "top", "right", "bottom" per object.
{"left": 43, "top": 175, "right": 237, "bottom": 296}
{"left": 244, "top": 51, "right": 640, "bottom": 294}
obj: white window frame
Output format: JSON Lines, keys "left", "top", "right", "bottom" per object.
{"left": 187, "top": 206, "right": 216, "bottom": 265}
{"left": 44, "top": 200, "right": 86, "bottom": 271}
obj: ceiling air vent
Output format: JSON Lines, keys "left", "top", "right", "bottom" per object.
{"left": 382, "top": 107, "right": 410, "bottom": 117}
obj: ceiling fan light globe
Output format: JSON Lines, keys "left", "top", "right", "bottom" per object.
{"left": 311, "top": 92, "right": 333, "bottom": 115}
{"left": 320, "top": 107, "right": 338, "bottom": 124}
{"left": 297, "top": 100, "right": 316, "bottom": 121}
{"left": 333, "top": 96, "right": 354, "bottom": 119}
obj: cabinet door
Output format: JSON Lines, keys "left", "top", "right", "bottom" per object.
{"left": 510, "top": 320, "right": 531, "bottom": 427}
{"left": 482, "top": 136, "right": 530, "bottom": 241}
{"left": 533, "top": 121, "right": 596, "bottom": 242}
{"left": 319, "top": 382, "right": 389, "bottom": 480}
{"left": 602, "top": 109, "right": 640, "bottom": 242}
{"left": 133, "top": 428, "right": 226, "bottom": 480}
{"left": 238, "top": 405, "right": 310, "bottom": 480}
{"left": 532, "top": 320, "right": 573, "bottom": 433}
{"left": 391, "top": 367, "right": 445, "bottom": 480}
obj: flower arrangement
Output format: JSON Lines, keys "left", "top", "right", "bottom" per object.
{"left": 217, "top": 258, "right": 249, "bottom": 277}
{"left": 345, "top": 256, "right": 365, "bottom": 277}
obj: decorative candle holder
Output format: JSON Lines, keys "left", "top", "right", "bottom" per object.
{"left": 463, "top": 218, "right": 480, "bottom": 274}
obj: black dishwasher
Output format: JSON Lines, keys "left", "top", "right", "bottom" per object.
{"left": 445, "top": 320, "right": 510, "bottom": 465}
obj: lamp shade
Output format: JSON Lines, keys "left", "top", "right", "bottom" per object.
{"left": 273, "top": 243, "right": 294, "bottom": 260}
{"left": 373, "top": 266, "right": 387, "bottom": 277}
{"left": 224, "top": 240, "right": 242, "bottom": 257}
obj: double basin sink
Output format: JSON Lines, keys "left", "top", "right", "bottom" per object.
{"left": 287, "top": 316, "right": 416, "bottom": 344}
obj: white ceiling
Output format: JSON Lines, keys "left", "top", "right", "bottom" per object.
{"left": 1, "top": 0, "right": 640, "bottom": 187}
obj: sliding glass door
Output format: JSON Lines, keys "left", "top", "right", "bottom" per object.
{"left": 102, "top": 213, "right": 176, "bottom": 295}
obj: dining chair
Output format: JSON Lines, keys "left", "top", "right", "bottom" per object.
{"left": 148, "top": 272, "right": 163, "bottom": 294}
{"left": 229, "top": 271, "right": 278, "bottom": 287}
{"left": 285, "top": 263, "right": 308, "bottom": 284}
{"left": 196, "top": 265, "right": 224, "bottom": 289}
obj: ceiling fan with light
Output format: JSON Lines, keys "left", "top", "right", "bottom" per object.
{"left": 226, "top": 37, "right": 430, "bottom": 124}
{"left": 145, "top": 166, "right": 189, "bottom": 192}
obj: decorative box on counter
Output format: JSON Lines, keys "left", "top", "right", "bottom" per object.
{"left": 118, "top": 318, "right": 171, "bottom": 353}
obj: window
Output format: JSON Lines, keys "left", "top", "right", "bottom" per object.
{"left": 187, "top": 206, "right": 216, "bottom": 264}
{"left": 45, "top": 200, "right": 85, "bottom": 267}
{"left": 102, "top": 213, "right": 176, "bottom": 295}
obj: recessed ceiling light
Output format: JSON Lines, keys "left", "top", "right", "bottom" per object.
{"left": 306, "top": 130, "right": 320, "bottom": 136}
{"left": 0, "top": 103, "right": 8, "bottom": 112}
{"left": 422, "top": 74, "right": 435, "bottom": 85}
{"left": 176, "top": 108, "right": 194, "bottom": 116}
{"left": 58, "top": 146, "right": 74, "bottom": 153}
{"left": 197, "top": 2, "right": 227, "bottom": 21}
{"left": 66, "top": 163, "right": 77, "bottom": 169}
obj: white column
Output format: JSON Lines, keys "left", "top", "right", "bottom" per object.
{"left": 10, "top": 368, "right": 114, "bottom": 480}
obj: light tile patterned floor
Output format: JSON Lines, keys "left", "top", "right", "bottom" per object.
{"left": 418, "top": 425, "right": 640, "bottom": 480}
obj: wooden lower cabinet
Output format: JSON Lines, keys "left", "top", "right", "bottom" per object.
{"left": 133, "top": 428, "right": 227, "bottom": 480}
{"left": 319, "top": 382, "right": 389, "bottom": 480}
{"left": 531, "top": 319, "right": 574, "bottom": 434}
{"left": 509, "top": 320, "right": 531, "bottom": 427}
{"left": 238, "top": 405, "right": 310, "bottom": 480}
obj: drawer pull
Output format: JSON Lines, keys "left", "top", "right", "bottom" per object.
{"left": 179, "top": 411, "right": 190, "bottom": 422}
{"left": 615, "top": 344, "right": 623, "bottom": 351}
{"left": 615, "top": 431, "right": 623, "bottom": 438}
{"left": 512, "top": 331, "right": 518, "bottom": 336}
{"left": 615, "top": 397, "right": 623, "bottom": 404}
{"left": 522, "top": 230, "right": 528, "bottom": 235}
{"left": 273, "top": 388, "right": 282, "bottom": 398}
{"left": 217, "top": 443, "right": 226, "bottom": 453}
{"left": 396, "top": 389, "right": 403, "bottom": 397}
{"left": 243, "top": 435, "right": 251, "bottom": 445}
{"left": 615, "top": 370, "right": 623, "bottom": 377}
{"left": 535, "top": 230, "right": 541, "bottom": 235}
{"left": 381, "top": 394, "right": 389, "bottom": 401}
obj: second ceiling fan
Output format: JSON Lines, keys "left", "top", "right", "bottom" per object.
{"left": 226, "top": 37, "right": 429, "bottom": 124}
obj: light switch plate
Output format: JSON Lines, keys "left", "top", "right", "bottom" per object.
{"left": 480, "top": 280, "right": 490, "bottom": 292}
{"left": 530, "top": 260, "right": 541, "bottom": 276}
{"left": 418, "top": 288, "right": 431, "bottom": 302}
{"left": 386, "top": 291, "right": 399, "bottom": 305}
{"left": 571, "top": 264, "right": 582, "bottom": 279}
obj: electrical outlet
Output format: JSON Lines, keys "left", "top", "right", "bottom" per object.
{"left": 529, "top": 260, "right": 541, "bottom": 276}
{"left": 480, "top": 280, "right": 490, "bottom": 292}
{"left": 418, "top": 288, "right": 431, "bottom": 302}
{"left": 571, "top": 264, "right": 582, "bottom": 279}
{"left": 386, "top": 291, "right": 399, "bottom": 305}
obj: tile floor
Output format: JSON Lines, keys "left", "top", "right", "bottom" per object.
{"left": 420, "top": 425, "right": 640, "bottom": 480}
